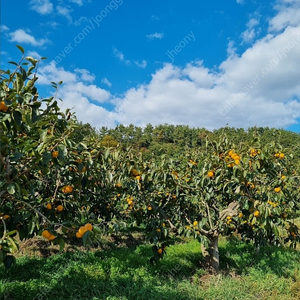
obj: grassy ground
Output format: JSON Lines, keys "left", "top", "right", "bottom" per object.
{"left": 1, "top": 236, "right": 300, "bottom": 300}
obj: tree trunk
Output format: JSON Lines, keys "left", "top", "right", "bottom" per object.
{"left": 209, "top": 235, "right": 219, "bottom": 272}
{"left": 201, "top": 234, "right": 219, "bottom": 273}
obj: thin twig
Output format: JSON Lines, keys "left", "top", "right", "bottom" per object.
{"left": 0, "top": 218, "right": 7, "bottom": 241}
{"left": 51, "top": 170, "right": 61, "bottom": 202}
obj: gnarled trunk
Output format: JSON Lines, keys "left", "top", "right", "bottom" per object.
{"left": 201, "top": 234, "right": 219, "bottom": 273}
{"left": 200, "top": 201, "right": 237, "bottom": 273}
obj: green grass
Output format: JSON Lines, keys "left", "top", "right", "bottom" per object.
{"left": 1, "top": 237, "right": 300, "bottom": 300}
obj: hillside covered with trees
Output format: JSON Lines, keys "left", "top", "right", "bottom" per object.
{"left": 80, "top": 123, "right": 300, "bottom": 166}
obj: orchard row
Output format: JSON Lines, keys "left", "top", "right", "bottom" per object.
{"left": 1, "top": 48, "right": 299, "bottom": 272}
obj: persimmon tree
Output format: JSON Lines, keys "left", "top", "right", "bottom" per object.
{"left": 0, "top": 47, "right": 117, "bottom": 269}
{"left": 136, "top": 134, "right": 300, "bottom": 272}
{"left": 0, "top": 47, "right": 78, "bottom": 268}
{"left": 114, "top": 131, "right": 300, "bottom": 272}
{"left": 1, "top": 47, "right": 299, "bottom": 274}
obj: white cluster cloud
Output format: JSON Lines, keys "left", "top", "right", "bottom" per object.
{"left": 1, "top": 25, "right": 9, "bottom": 31}
{"left": 134, "top": 60, "right": 147, "bottom": 68}
{"left": 146, "top": 32, "right": 164, "bottom": 40}
{"left": 37, "top": 62, "right": 113, "bottom": 127}
{"left": 63, "top": 82, "right": 110, "bottom": 103}
{"left": 31, "top": 0, "right": 300, "bottom": 130}
{"left": 74, "top": 16, "right": 88, "bottom": 26}
{"left": 113, "top": 47, "right": 130, "bottom": 65}
{"left": 9, "top": 29, "right": 49, "bottom": 47}
{"left": 117, "top": 28, "right": 300, "bottom": 129}
{"left": 29, "top": 0, "right": 84, "bottom": 23}
{"left": 74, "top": 68, "right": 95, "bottom": 82}
{"left": 42, "top": 21, "right": 60, "bottom": 28}
{"left": 269, "top": 0, "right": 300, "bottom": 31}
{"left": 39, "top": 62, "right": 111, "bottom": 102}
{"left": 241, "top": 16, "right": 260, "bottom": 43}
{"left": 56, "top": 5, "right": 73, "bottom": 22}
{"left": 112, "top": 1, "right": 300, "bottom": 129}
{"left": 101, "top": 78, "right": 112, "bottom": 87}
{"left": 113, "top": 47, "right": 147, "bottom": 68}
{"left": 29, "top": 0, "right": 54, "bottom": 15}
{"left": 69, "top": 0, "right": 84, "bottom": 6}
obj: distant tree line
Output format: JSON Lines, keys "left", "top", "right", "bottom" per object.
{"left": 74, "top": 122, "right": 300, "bottom": 166}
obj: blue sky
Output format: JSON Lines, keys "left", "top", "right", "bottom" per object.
{"left": 1, "top": 0, "right": 300, "bottom": 132}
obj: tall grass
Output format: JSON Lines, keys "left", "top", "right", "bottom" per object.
{"left": 1, "top": 237, "right": 300, "bottom": 300}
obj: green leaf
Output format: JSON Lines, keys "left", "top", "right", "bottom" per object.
{"left": 19, "top": 66, "right": 27, "bottom": 80}
{"left": 24, "top": 92, "right": 33, "bottom": 103}
{"left": 178, "top": 227, "right": 183, "bottom": 235}
{"left": 16, "top": 73, "right": 24, "bottom": 92}
{"left": 25, "top": 56, "right": 38, "bottom": 65}
{"left": 58, "top": 237, "right": 65, "bottom": 252}
{"left": 7, "top": 237, "right": 18, "bottom": 253}
{"left": 163, "top": 228, "right": 168, "bottom": 237}
{"left": 58, "top": 144, "right": 68, "bottom": 158}
{"left": 27, "top": 66, "right": 35, "bottom": 74}
{"left": 79, "top": 142, "right": 88, "bottom": 149}
{"left": 36, "top": 142, "right": 45, "bottom": 154}
{"left": 25, "top": 111, "right": 33, "bottom": 127}
{"left": 108, "top": 172, "right": 113, "bottom": 182}
{"left": 8, "top": 61, "right": 18, "bottom": 66}
{"left": 39, "top": 129, "right": 48, "bottom": 143}
{"left": 200, "top": 217, "right": 208, "bottom": 227}
{"left": 28, "top": 219, "right": 36, "bottom": 235}
{"left": 16, "top": 45, "right": 25, "bottom": 54}
{"left": 13, "top": 110, "right": 22, "bottom": 128}
{"left": 273, "top": 226, "right": 279, "bottom": 236}
{"left": 92, "top": 226, "right": 101, "bottom": 234}
{"left": 82, "top": 230, "right": 92, "bottom": 246}
{"left": 6, "top": 230, "right": 18, "bottom": 237}
{"left": 42, "top": 151, "right": 52, "bottom": 166}
{"left": 26, "top": 78, "right": 37, "bottom": 89}
{"left": 7, "top": 183, "right": 15, "bottom": 195}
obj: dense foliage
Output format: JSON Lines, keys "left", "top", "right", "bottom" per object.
{"left": 97, "top": 123, "right": 300, "bottom": 161}
{"left": 1, "top": 47, "right": 300, "bottom": 272}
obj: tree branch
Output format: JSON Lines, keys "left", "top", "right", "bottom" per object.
{"left": 219, "top": 201, "right": 239, "bottom": 221}
{"left": 10, "top": 198, "right": 74, "bottom": 232}
{"left": 0, "top": 218, "right": 7, "bottom": 241}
